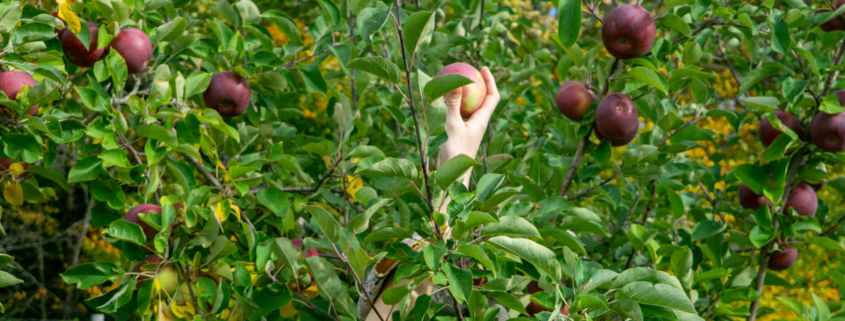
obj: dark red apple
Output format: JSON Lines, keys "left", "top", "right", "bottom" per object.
{"left": 595, "top": 93, "right": 638, "bottom": 146}
{"left": 556, "top": 81, "right": 596, "bottom": 122}
{"left": 601, "top": 4, "right": 656, "bottom": 59}
{"left": 759, "top": 110, "right": 803, "bottom": 147}
{"left": 784, "top": 182, "right": 818, "bottom": 217}
{"left": 739, "top": 183, "right": 769, "bottom": 210}
{"left": 768, "top": 247, "right": 798, "bottom": 271}
{"left": 110, "top": 28, "right": 153, "bottom": 74}
{"left": 61, "top": 21, "right": 108, "bottom": 68}
{"left": 0, "top": 71, "right": 38, "bottom": 115}
{"left": 810, "top": 92, "right": 845, "bottom": 153}
{"left": 436, "top": 63, "right": 488, "bottom": 118}
{"left": 203, "top": 71, "right": 251, "bottom": 117}
{"left": 125, "top": 203, "right": 163, "bottom": 238}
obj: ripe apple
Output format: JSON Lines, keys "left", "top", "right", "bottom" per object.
{"left": 436, "top": 63, "right": 488, "bottom": 118}
{"left": 0, "top": 71, "right": 39, "bottom": 115}
{"left": 595, "top": 93, "right": 638, "bottom": 146}
{"left": 156, "top": 263, "right": 180, "bottom": 296}
{"left": 601, "top": 4, "right": 656, "bottom": 59}
{"left": 759, "top": 110, "right": 803, "bottom": 147}
{"left": 810, "top": 91, "right": 845, "bottom": 152}
{"left": 203, "top": 71, "right": 251, "bottom": 117}
{"left": 768, "top": 247, "right": 798, "bottom": 271}
{"left": 61, "top": 21, "right": 109, "bottom": 68}
{"left": 784, "top": 182, "right": 818, "bottom": 217}
{"left": 739, "top": 183, "right": 769, "bottom": 210}
{"left": 110, "top": 28, "right": 153, "bottom": 74}
{"left": 556, "top": 81, "right": 596, "bottom": 122}
{"left": 125, "top": 203, "right": 163, "bottom": 238}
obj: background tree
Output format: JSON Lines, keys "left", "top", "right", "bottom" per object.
{"left": 0, "top": 0, "right": 844, "bottom": 320}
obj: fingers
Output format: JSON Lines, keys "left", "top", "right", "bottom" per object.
{"left": 467, "top": 66, "right": 501, "bottom": 128}
{"left": 444, "top": 88, "right": 466, "bottom": 133}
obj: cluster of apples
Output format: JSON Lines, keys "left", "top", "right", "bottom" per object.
{"left": 556, "top": 4, "right": 655, "bottom": 147}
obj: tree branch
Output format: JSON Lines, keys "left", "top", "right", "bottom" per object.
{"left": 185, "top": 155, "right": 223, "bottom": 191}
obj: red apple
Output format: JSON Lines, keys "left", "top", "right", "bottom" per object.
{"left": 203, "top": 71, "right": 251, "bottom": 117}
{"left": 0, "top": 71, "right": 38, "bottom": 115}
{"left": 436, "top": 63, "right": 488, "bottom": 118}
{"left": 784, "top": 182, "right": 818, "bottom": 217}
{"left": 739, "top": 183, "right": 769, "bottom": 210}
{"left": 61, "top": 21, "right": 108, "bottom": 68}
{"left": 768, "top": 247, "right": 798, "bottom": 271}
{"left": 595, "top": 93, "right": 638, "bottom": 146}
{"left": 124, "top": 203, "right": 162, "bottom": 238}
{"left": 556, "top": 81, "right": 596, "bottom": 122}
{"left": 759, "top": 110, "right": 803, "bottom": 147}
{"left": 601, "top": 4, "right": 656, "bottom": 59}
{"left": 110, "top": 28, "right": 153, "bottom": 74}
{"left": 810, "top": 91, "right": 845, "bottom": 153}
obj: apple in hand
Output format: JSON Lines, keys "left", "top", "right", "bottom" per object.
{"left": 0, "top": 71, "right": 39, "bottom": 115}
{"left": 61, "top": 21, "right": 108, "bottom": 68}
{"left": 110, "top": 28, "right": 153, "bottom": 74}
{"left": 595, "top": 93, "right": 639, "bottom": 146}
{"left": 435, "top": 63, "right": 488, "bottom": 118}
{"left": 125, "top": 203, "right": 163, "bottom": 238}
{"left": 203, "top": 71, "right": 252, "bottom": 117}
{"left": 601, "top": 4, "right": 656, "bottom": 59}
{"left": 556, "top": 81, "right": 596, "bottom": 122}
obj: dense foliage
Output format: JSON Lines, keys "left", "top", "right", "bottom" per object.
{"left": 1, "top": 0, "right": 845, "bottom": 320}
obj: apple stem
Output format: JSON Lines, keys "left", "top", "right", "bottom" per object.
{"left": 391, "top": 0, "right": 441, "bottom": 239}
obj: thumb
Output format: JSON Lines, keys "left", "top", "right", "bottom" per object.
{"left": 444, "top": 88, "right": 463, "bottom": 117}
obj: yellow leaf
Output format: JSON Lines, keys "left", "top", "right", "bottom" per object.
{"left": 3, "top": 183, "right": 23, "bottom": 206}
{"left": 343, "top": 176, "right": 363, "bottom": 201}
{"left": 58, "top": 3, "right": 81, "bottom": 34}
{"left": 170, "top": 302, "right": 195, "bottom": 319}
{"left": 214, "top": 202, "right": 228, "bottom": 223}
{"left": 303, "top": 285, "right": 320, "bottom": 300}
{"left": 8, "top": 163, "right": 25, "bottom": 177}
{"left": 310, "top": 202, "right": 339, "bottom": 216}
{"left": 230, "top": 204, "right": 241, "bottom": 222}
{"left": 279, "top": 302, "right": 298, "bottom": 317}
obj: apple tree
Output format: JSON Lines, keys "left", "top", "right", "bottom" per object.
{"left": 0, "top": 0, "right": 845, "bottom": 320}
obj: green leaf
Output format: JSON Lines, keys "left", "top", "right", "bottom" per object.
{"left": 734, "top": 164, "right": 769, "bottom": 195}
{"left": 465, "top": 211, "right": 498, "bottom": 228}
{"left": 539, "top": 229, "right": 587, "bottom": 255}
{"left": 262, "top": 10, "right": 300, "bottom": 44}
{"left": 98, "top": 149, "right": 131, "bottom": 168}
{"left": 813, "top": 293, "right": 831, "bottom": 321}
{"left": 250, "top": 284, "right": 292, "bottom": 320}
{"left": 60, "top": 263, "right": 120, "bottom": 289}
{"left": 0, "top": 270, "right": 22, "bottom": 288}
{"left": 629, "top": 67, "right": 667, "bottom": 94}
{"left": 68, "top": 156, "right": 105, "bottom": 183}
{"left": 234, "top": 0, "right": 261, "bottom": 25}
{"left": 486, "top": 291, "right": 527, "bottom": 315}
{"left": 611, "top": 267, "right": 685, "bottom": 291}
{"left": 154, "top": 16, "right": 187, "bottom": 43}
{"left": 105, "top": 221, "right": 147, "bottom": 245}
{"left": 305, "top": 205, "right": 343, "bottom": 244}
{"left": 424, "top": 73, "right": 475, "bottom": 100}
{"left": 403, "top": 11, "right": 436, "bottom": 59}
{"left": 355, "top": 157, "right": 419, "bottom": 181}
{"left": 618, "top": 282, "right": 695, "bottom": 313}
{"left": 434, "top": 154, "right": 479, "bottom": 189}
{"left": 662, "top": 14, "right": 691, "bottom": 37}
{"left": 776, "top": 296, "right": 807, "bottom": 317}
{"left": 256, "top": 187, "right": 289, "bottom": 217}
{"left": 772, "top": 20, "right": 791, "bottom": 55}
{"left": 480, "top": 216, "right": 541, "bottom": 238}
{"left": 272, "top": 238, "right": 302, "bottom": 274}
{"left": 807, "top": 236, "right": 845, "bottom": 251}
{"left": 315, "top": 0, "right": 341, "bottom": 27}
{"left": 622, "top": 145, "right": 658, "bottom": 165}
{"left": 441, "top": 263, "right": 473, "bottom": 303}
{"left": 820, "top": 94, "right": 845, "bottom": 114}
{"left": 557, "top": 0, "right": 581, "bottom": 48}
{"left": 488, "top": 236, "right": 562, "bottom": 282}
{"left": 363, "top": 227, "right": 412, "bottom": 244}
{"left": 137, "top": 123, "right": 178, "bottom": 146}
{"left": 612, "top": 300, "right": 644, "bottom": 321}
{"left": 347, "top": 57, "right": 402, "bottom": 84}
{"left": 691, "top": 221, "right": 727, "bottom": 241}
{"left": 184, "top": 72, "right": 211, "bottom": 99}
{"left": 349, "top": 198, "right": 391, "bottom": 234}
{"left": 356, "top": 3, "right": 390, "bottom": 44}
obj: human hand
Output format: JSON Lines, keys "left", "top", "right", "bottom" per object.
{"left": 437, "top": 66, "right": 500, "bottom": 172}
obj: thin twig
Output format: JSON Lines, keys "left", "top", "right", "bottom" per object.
{"left": 390, "top": 3, "right": 440, "bottom": 238}
{"left": 822, "top": 39, "right": 845, "bottom": 97}
{"left": 558, "top": 126, "right": 593, "bottom": 197}
{"left": 185, "top": 155, "right": 223, "bottom": 191}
